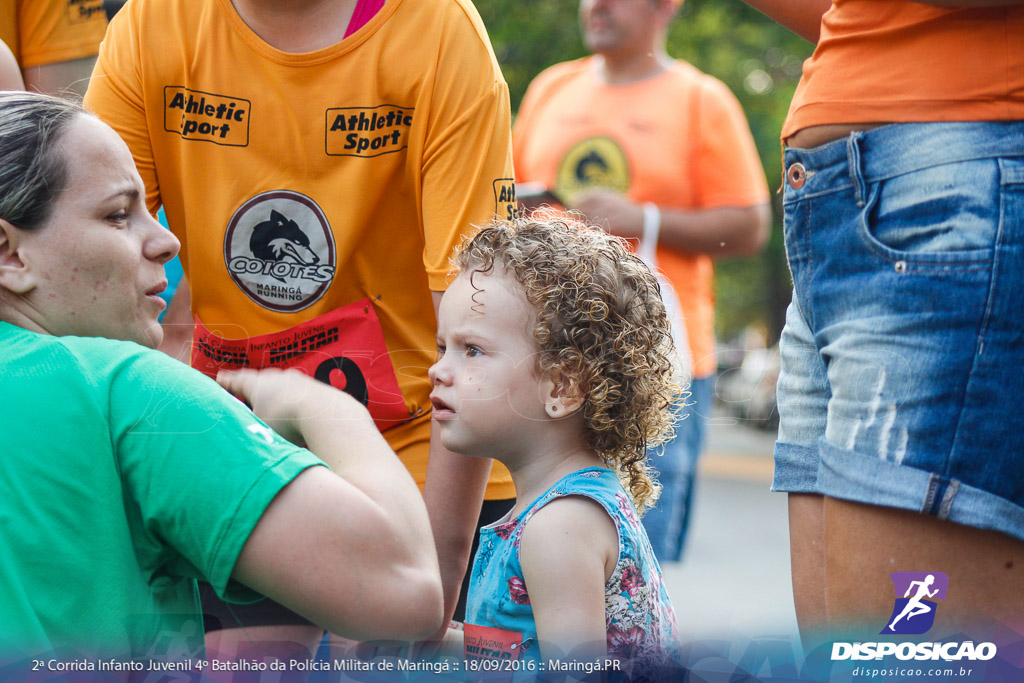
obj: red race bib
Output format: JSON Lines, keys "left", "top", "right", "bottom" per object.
{"left": 192, "top": 298, "right": 410, "bottom": 431}
{"left": 463, "top": 623, "right": 524, "bottom": 663}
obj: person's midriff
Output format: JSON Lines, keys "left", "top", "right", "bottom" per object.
{"left": 786, "top": 122, "right": 890, "bottom": 150}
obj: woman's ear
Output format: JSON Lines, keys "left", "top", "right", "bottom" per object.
{"left": 543, "top": 373, "right": 584, "bottom": 419}
{"left": 0, "top": 219, "right": 34, "bottom": 294}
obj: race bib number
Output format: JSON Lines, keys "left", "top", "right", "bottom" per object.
{"left": 191, "top": 299, "right": 410, "bottom": 431}
{"left": 463, "top": 623, "right": 523, "bottom": 662}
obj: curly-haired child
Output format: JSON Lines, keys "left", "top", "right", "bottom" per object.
{"left": 431, "top": 217, "right": 682, "bottom": 675}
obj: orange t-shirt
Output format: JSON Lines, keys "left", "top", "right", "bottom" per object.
{"left": 783, "top": 0, "right": 1024, "bottom": 138}
{"left": 85, "top": 0, "right": 516, "bottom": 497}
{"left": 514, "top": 58, "right": 769, "bottom": 378}
{"left": 0, "top": 0, "right": 107, "bottom": 68}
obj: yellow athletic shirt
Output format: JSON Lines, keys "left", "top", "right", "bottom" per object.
{"left": 85, "top": 0, "right": 516, "bottom": 497}
{"left": 0, "top": 0, "right": 107, "bottom": 68}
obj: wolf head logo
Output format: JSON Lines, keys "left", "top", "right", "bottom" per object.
{"left": 250, "top": 210, "right": 319, "bottom": 282}
{"left": 225, "top": 190, "right": 335, "bottom": 312}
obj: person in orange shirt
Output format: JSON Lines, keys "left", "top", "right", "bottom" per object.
{"left": 0, "top": 0, "right": 107, "bottom": 96}
{"left": 744, "top": 0, "right": 1024, "bottom": 648}
{"left": 86, "top": 0, "right": 516, "bottom": 659}
{"left": 514, "top": 0, "right": 770, "bottom": 563}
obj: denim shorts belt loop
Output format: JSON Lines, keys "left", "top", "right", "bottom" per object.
{"left": 773, "top": 121, "right": 1024, "bottom": 543}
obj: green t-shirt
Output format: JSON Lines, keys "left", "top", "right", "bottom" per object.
{"left": 0, "top": 322, "right": 324, "bottom": 661}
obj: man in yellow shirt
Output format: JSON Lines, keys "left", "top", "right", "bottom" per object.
{"left": 0, "top": 0, "right": 107, "bottom": 96}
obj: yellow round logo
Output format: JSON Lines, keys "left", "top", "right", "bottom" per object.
{"left": 555, "top": 137, "right": 631, "bottom": 202}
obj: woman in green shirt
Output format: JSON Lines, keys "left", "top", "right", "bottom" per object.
{"left": 0, "top": 91, "right": 442, "bottom": 662}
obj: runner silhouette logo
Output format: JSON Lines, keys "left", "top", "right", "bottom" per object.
{"left": 881, "top": 571, "right": 949, "bottom": 635}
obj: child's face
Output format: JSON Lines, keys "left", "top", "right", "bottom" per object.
{"left": 428, "top": 268, "right": 552, "bottom": 459}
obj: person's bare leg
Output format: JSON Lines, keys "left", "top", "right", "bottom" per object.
{"left": 788, "top": 492, "right": 827, "bottom": 651}
{"left": 823, "top": 498, "right": 1024, "bottom": 639}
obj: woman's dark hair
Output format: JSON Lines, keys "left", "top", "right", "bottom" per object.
{"left": 0, "top": 91, "right": 83, "bottom": 230}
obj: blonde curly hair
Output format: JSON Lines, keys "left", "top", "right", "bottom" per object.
{"left": 454, "top": 217, "right": 682, "bottom": 511}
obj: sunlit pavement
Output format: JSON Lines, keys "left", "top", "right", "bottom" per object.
{"left": 660, "top": 410, "right": 799, "bottom": 644}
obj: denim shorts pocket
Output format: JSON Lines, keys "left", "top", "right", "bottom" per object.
{"left": 1000, "top": 156, "right": 1024, "bottom": 187}
{"left": 857, "top": 159, "right": 1000, "bottom": 267}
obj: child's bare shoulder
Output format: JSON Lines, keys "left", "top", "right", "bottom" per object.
{"left": 520, "top": 495, "right": 618, "bottom": 571}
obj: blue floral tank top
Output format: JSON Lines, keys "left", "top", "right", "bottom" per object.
{"left": 465, "top": 467, "right": 680, "bottom": 675}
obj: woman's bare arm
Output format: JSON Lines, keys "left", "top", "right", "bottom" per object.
{"left": 739, "top": 0, "right": 832, "bottom": 43}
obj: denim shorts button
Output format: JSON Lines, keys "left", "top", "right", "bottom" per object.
{"left": 787, "top": 162, "right": 806, "bottom": 189}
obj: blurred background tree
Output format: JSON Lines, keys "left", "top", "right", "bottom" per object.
{"left": 476, "top": 0, "right": 815, "bottom": 348}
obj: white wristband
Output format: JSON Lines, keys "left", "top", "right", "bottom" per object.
{"left": 638, "top": 201, "right": 663, "bottom": 260}
{"left": 642, "top": 202, "right": 661, "bottom": 246}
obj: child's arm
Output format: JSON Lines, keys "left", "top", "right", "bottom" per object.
{"left": 520, "top": 496, "right": 618, "bottom": 663}
{"left": 436, "top": 626, "right": 465, "bottom": 658}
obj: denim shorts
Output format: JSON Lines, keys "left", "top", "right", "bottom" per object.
{"left": 772, "top": 121, "right": 1024, "bottom": 542}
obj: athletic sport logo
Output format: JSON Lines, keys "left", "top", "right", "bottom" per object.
{"left": 68, "top": 0, "right": 105, "bottom": 23}
{"left": 493, "top": 178, "right": 517, "bottom": 221}
{"left": 881, "top": 571, "right": 949, "bottom": 635}
{"left": 164, "top": 87, "right": 251, "bottom": 147}
{"left": 325, "top": 105, "right": 413, "bottom": 157}
{"left": 224, "top": 190, "right": 336, "bottom": 312}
